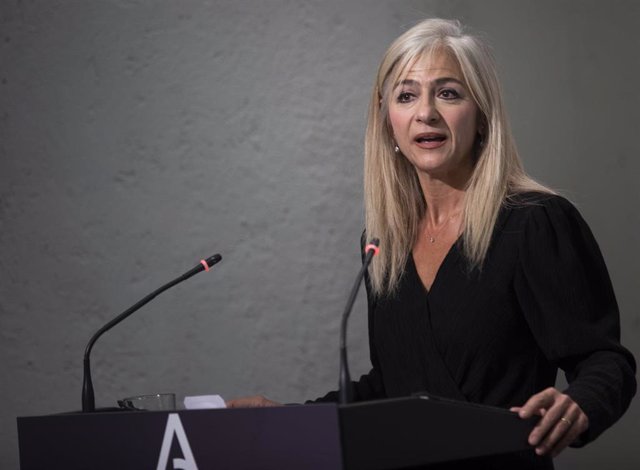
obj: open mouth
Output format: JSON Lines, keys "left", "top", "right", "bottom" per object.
{"left": 414, "top": 133, "right": 447, "bottom": 148}
{"left": 415, "top": 133, "right": 446, "bottom": 143}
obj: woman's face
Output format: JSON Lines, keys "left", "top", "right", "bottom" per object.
{"left": 387, "top": 51, "right": 480, "bottom": 180}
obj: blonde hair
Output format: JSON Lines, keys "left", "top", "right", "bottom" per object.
{"left": 364, "top": 18, "right": 552, "bottom": 295}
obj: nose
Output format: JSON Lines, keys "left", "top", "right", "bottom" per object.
{"left": 416, "top": 96, "right": 439, "bottom": 124}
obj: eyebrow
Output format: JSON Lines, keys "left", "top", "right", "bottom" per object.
{"left": 395, "top": 77, "right": 465, "bottom": 88}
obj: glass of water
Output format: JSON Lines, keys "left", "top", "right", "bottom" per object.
{"left": 118, "top": 393, "right": 176, "bottom": 411}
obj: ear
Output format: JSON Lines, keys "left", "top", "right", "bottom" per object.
{"left": 477, "top": 113, "right": 488, "bottom": 135}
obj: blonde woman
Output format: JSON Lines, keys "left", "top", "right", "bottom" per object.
{"left": 228, "top": 19, "right": 636, "bottom": 469}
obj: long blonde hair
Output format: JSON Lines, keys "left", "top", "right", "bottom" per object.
{"left": 364, "top": 19, "right": 552, "bottom": 296}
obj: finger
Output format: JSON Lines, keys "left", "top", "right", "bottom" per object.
{"left": 549, "top": 410, "right": 589, "bottom": 458}
{"left": 537, "top": 408, "right": 582, "bottom": 456}
{"left": 225, "top": 398, "right": 249, "bottom": 408}
{"left": 256, "top": 397, "right": 278, "bottom": 407}
{"left": 534, "top": 413, "right": 573, "bottom": 455}
{"left": 549, "top": 425, "right": 578, "bottom": 458}
{"left": 536, "top": 403, "right": 584, "bottom": 455}
{"left": 519, "top": 388, "right": 557, "bottom": 418}
{"left": 512, "top": 406, "right": 543, "bottom": 415}
{"left": 528, "top": 398, "right": 571, "bottom": 446}
{"left": 225, "top": 396, "right": 266, "bottom": 408}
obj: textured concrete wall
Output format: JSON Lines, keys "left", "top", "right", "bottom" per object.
{"left": 1, "top": 1, "right": 638, "bottom": 468}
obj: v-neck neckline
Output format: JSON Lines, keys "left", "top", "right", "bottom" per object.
{"left": 409, "top": 202, "right": 513, "bottom": 295}
{"left": 410, "top": 238, "right": 460, "bottom": 295}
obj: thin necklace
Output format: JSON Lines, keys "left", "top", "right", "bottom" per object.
{"left": 425, "top": 213, "right": 460, "bottom": 243}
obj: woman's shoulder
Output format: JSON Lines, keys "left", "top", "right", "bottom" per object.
{"left": 506, "top": 190, "right": 569, "bottom": 208}
{"left": 501, "top": 191, "right": 600, "bottom": 253}
{"left": 497, "top": 191, "right": 594, "bottom": 245}
{"left": 504, "top": 191, "right": 580, "bottom": 220}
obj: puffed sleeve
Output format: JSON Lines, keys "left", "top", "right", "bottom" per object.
{"left": 514, "top": 195, "right": 636, "bottom": 445}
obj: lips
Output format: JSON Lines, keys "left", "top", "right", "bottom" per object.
{"left": 414, "top": 132, "right": 447, "bottom": 149}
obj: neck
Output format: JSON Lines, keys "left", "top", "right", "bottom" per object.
{"left": 418, "top": 167, "right": 471, "bottom": 225}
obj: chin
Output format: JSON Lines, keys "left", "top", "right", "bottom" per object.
{"left": 411, "top": 155, "right": 450, "bottom": 173}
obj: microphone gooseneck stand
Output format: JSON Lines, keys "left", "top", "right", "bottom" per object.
{"left": 82, "top": 254, "right": 222, "bottom": 412}
{"left": 339, "top": 239, "right": 379, "bottom": 405}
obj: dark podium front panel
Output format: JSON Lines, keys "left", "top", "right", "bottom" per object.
{"left": 341, "top": 395, "right": 535, "bottom": 469}
{"left": 18, "top": 404, "right": 342, "bottom": 470}
{"left": 17, "top": 396, "right": 536, "bottom": 470}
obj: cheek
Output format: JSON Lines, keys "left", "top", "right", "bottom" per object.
{"left": 387, "top": 110, "right": 400, "bottom": 134}
{"left": 454, "top": 112, "right": 478, "bottom": 145}
{"left": 388, "top": 108, "right": 410, "bottom": 140}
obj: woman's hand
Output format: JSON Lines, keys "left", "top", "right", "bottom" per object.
{"left": 225, "top": 395, "right": 281, "bottom": 408}
{"left": 511, "top": 387, "right": 589, "bottom": 458}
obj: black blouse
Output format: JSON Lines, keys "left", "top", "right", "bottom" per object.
{"left": 314, "top": 193, "right": 636, "bottom": 468}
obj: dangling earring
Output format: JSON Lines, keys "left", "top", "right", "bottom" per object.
{"left": 394, "top": 144, "right": 400, "bottom": 153}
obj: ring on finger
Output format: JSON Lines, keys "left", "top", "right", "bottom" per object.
{"left": 559, "top": 416, "right": 573, "bottom": 427}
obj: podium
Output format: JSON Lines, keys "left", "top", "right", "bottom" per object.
{"left": 17, "top": 395, "right": 536, "bottom": 470}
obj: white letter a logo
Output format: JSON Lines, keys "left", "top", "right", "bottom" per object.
{"left": 156, "top": 413, "right": 199, "bottom": 470}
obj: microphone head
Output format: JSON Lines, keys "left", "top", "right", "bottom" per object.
{"left": 364, "top": 239, "right": 380, "bottom": 257}
{"left": 203, "top": 254, "right": 222, "bottom": 268}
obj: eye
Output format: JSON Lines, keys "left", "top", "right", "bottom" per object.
{"left": 438, "top": 88, "right": 461, "bottom": 100}
{"left": 396, "top": 91, "right": 415, "bottom": 103}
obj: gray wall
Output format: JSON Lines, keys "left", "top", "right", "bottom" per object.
{"left": 1, "top": 1, "right": 638, "bottom": 468}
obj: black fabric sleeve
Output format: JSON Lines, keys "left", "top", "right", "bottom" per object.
{"left": 306, "top": 233, "right": 387, "bottom": 403}
{"left": 514, "top": 196, "right": 636, "bottom": 445}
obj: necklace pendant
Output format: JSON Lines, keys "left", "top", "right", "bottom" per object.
{"left": 429, "top": 236, "right": 435, "bottom": 243}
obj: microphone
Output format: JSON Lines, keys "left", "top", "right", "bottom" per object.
{"left": 81, "top": 254, "right": 222, "bottom": 412}
{"left": 339, "top": 239, "right": 380, "bottom": 405}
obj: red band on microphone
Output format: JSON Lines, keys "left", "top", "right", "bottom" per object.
{"left": 200, "top": 259, "right": 210, "bottom": 272}
{"left": 364, "top": 244, "right": 380, "bottom": 256}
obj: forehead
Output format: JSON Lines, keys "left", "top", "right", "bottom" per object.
{"left": 401, "top": 50, "right": 464, "bottom": 82}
